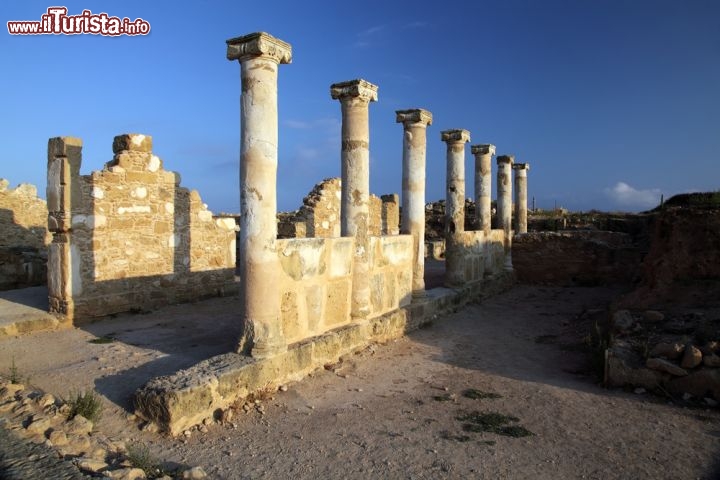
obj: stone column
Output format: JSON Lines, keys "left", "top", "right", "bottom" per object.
{"left": 396, "top": 109, "right": 432, "bottom": 298}
{"left": 330, "top": 79, "right": 378, "bottom": 320}
{"left": 496, "top": 155, "right": 514, "bottom": 271}
{"left": 441, "top": 129, "right": 471, "bottom": 286}
{"left": 227, "top": 32, "right": 292, "bottom": 358}
{"left": 513, "top": 162, "right": 530, "bottom": 234}
{"left": 46, "top": 136, "right": 83, "bottom": 320}
{"left": 471, "top": 144, "right": 495, "bottom": 234}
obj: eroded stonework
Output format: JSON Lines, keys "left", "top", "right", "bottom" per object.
{"left": 0, "top": 180, "right": 50, "bottom": 289}
{"left": 46, "top": 135, "right": 237, "bottom": 321}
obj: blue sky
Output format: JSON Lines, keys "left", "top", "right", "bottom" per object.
{"left": 2, "top": 0, "right": 719, "bottom": 213}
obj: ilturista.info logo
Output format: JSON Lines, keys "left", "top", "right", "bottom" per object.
{"left": 7, "top": 7, "right": 150, "bottom": 36}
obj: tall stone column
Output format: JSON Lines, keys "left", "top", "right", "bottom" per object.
{"left": 441, "top": 129, "right": 470, "bottom": 286}
{"left": 330, "top": 79, "right": 378, "bottom": 320}
{"left": 513, "top": 162, "right": 530, "bottom": 234}
{"left": 396, "top": 108, "right": 432, "bottom": 298}
{"left": 227, "top": 32, "right": 292, "bottom": 358}
{"left": 471, "top": 144, "right": 495, "bottom": 234}
{"left": 496, "top": 155, "right": 514, "bottom": 271}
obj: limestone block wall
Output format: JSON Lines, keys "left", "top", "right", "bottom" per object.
{"left": 368, "top": 235, "right": 413, "bottom": 317}
{"left": 276, "top": 237, "right": 354, "bottom": 344}
{"left": 443, "top": 229, "right": 506, "bottom": 284}
{"left": 278, "top": 178, "right": 400, "bottom": 239}
{"left": 47, "top": 135, "right": 237, "bottom": 320}
{"left": 0, "top": 180, "right": 51, "bottom": 289}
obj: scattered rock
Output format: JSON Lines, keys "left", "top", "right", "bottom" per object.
{"left": 105, "top": 467, "right": 147, "bottom": 479}
{"left": 705, "top": 397, "right": 718, "bottom": 407}
{"left": 76, "top": 457, "right": 108, "bottom": 474}
{"left": 680, "top": 344, "right": 703, "bottom": 369}
{"left": 182, "top": 466, "right": 208, "bottom": 479}
{"left": 62, "top": 433, "right": 92, "bottom": 456}
{"left": 66, "top": 415, "right": 93, "bottom": 435}
{"left": 612, "top": 310, "right": 635, "bottom": 333}
{"left": 670, "top": 369, "right": 720, "bottom": 400}
{"left": 649, "top": 342, "right": 684, "bottom": 360}
{"left": 202, "top": 417, "right": 213, "bottom": 426}
{"left": 36, "top": 393, "right": 56, "bottom": 408}
{"left": 199, "top": 425, "right": 208, "bottom": 434}
{"left": 220, "top": 408, "right": 233, "bottom": 424}
{"left": 646, "top": 358, "right": 688, "bottom": 377}
{"left": 0, "top": 383, "right": 25, "bottom": 402}
{"left": 703, "top": 354, "right": 720, "bottom": 368}
{"left": 183, "top": 429, "right": 192, "bottom": 438}
{"left": 48, "top": 429, "right": 68, "bottom": 446}
{"left": 642, "top": 310, "right": 665, "bottom": 322}
{"left": 682, "top": 392, "right": 693, "bottom": 401}
{"left": 141, "top": 421, "right": 159, "bottom": 433}
{"left": 279, "top": 385, "right": 288, "bottom": 392}
{"left": 634, "top": 388, "right": 646, "bottom": 395}
{"left": 25, "top": 416, "right": 57, "bottom": 437}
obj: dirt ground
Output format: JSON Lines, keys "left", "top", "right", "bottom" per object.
{"left": 1, "top": 285, "right": 719, "bottom": 479}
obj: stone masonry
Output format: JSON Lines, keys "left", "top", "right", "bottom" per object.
{"left": 0, "top": 180, "right": 51, "bottom": 289}
{"left": 46, "top": 135, "right": 237, "bottom": 321}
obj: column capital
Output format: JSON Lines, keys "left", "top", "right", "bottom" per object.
{"left": 330, "top": 79, "right": 378, "bottom": 102}
{"left": 440, "top": 129, "right": 470, "bottom": 144}
{"left": 396, "top": 109, "right": 433, "bottom": 126}
{"left": 226, "top": 32, "right": 292, "bottom": 64}
{"left": 497, "top": 154, "right": 514, "bottom": 164}
{"left": 471, "top": 144, "right": 496, "bottom": 156}
{"left": 512, "top": 162, "right": 530, "bottom": 171}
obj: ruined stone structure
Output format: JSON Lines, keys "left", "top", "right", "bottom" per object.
{"left": 45, "top": 135, "right": 237, "bottom": 321}
{"left": 277, "top": 178, "right": 400, "bottom": 240}
{"left": 133, "top": 32, "right": 517, "bottom": 434}
{"left": 0, "top": 180, "right": 50, "bottom": 290}
{"left": 513, "top": 162, "right": 529, "bottom": 234}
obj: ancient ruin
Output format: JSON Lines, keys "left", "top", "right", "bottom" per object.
{"left": 1, "top": 31, "right": 717, "bottom": 461}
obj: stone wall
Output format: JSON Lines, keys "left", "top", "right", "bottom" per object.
{"left": 0, "top": 180, "right": 51, "bottom": 290}
{"left": 368, "top": 235, "right": 413, "bottom": 317}
{"left": 275, "top": 234, "right": 413, "bottom": 345}
{"left": 277, "top": 237, "right": 354, "bottom": 344}
{"left": 446, "top": 230, "right": 506, "bottom": 284}
{"left": 46, "top": 135, "right": 237, "bottom": 321}
{"left": 278, "top": 178, "right": 400, "bottom": 239}
{"left": 512, "top": 231, "right": 641, "bottom": 286}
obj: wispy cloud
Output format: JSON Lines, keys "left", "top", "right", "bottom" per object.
{"left": 604, "top": 181, "right": 662, "bottom": 210}
{"left": 354, "top": 24, "right": 386, "bottom": 48}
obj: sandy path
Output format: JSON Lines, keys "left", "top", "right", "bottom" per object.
{"left": 1, "top": 286, "right": 719, "bottom": 479}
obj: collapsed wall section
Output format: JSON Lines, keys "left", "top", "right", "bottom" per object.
{"left": 0, "top": 180, "right": 50, "bottom": 289}
{"left": 47, "top": 135, "right": 237, "bottom": 321}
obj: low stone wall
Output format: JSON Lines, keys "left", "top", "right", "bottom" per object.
{"left": 446, "top": 229, "right": 506, "bottom": 284}
{"left": 512, "top": 231, "right": 641, "bottom": 286}
{"left": 277, "top": 237, "right": 354, "bottom": 344}
{"left": 368, "top": 235, "right": 413, "bottom": 317}
{"left": 0, "top": 180, "right": 51, "bottom": 290}
{"left": 46, "top": 135, "right": 237, "bottom": 321}
{"left": 134, "top": 270, "right": 514, "bottom": 435}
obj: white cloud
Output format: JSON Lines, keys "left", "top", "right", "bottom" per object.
{"left": 605, "top": 181, "right": 662, "bottom": 210}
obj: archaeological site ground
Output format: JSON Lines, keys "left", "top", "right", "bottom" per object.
{"left": 1, "top": 31, "right": 719, "bottom": 480}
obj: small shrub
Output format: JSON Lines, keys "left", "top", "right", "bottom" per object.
{"left": 457, "top": 411, "right": 534, "bottom": 438}
{"left": 88, "top": 336, "right": 114, "bottom": 344}
{"left": 462, "top": 389, "right": 502, "bottom": 400}
{"left": 126, "top": 442, "right": 168, "bottom": 478}
{"left": 6, "top": 357, "right": 30, "bottom": 385}
{"left": 65, "top": 390, "right": 103, "bottom": 423}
